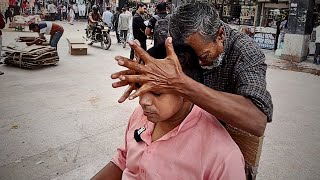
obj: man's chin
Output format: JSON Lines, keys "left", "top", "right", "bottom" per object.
{"left": 200, "top": 64, "right": 214, "bottom": 70}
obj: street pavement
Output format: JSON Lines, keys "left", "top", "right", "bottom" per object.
{"left": 0, "top": 21, "right": 319, "bottom": 180}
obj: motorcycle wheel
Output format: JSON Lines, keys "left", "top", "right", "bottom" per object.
{"left": 101, "top": 33, "right": 111, "bottom": 50}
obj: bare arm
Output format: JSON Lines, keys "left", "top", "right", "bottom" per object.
{"left": 91, "top": 161, "right": 122, "bottom": 180}
{"left": 145, "top": 27, "right": 152, "bottom": 36}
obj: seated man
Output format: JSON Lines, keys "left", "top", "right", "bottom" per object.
{"left": 91, "top": 44, "right": 246, "bottom": 180}
{"left": 28, "top": 22, "right": 64, "bottom": 48}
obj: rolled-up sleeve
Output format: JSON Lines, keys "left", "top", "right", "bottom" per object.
{"left": 234, "top": 40, "right": 273, "bottom": 122}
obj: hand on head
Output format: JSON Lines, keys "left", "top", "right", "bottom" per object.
{"left": 111, "top": 37, "right": 184, "bottom": 103}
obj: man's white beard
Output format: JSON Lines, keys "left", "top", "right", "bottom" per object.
{"left": 200, "top": 52, "right": 224, "bottom": 70}
{"left": 200, "top": 63, "right": 214, "bottom": 70}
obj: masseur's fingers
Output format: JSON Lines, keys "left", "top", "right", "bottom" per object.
{"left": 128, "top": 83, "right": 154, "bottom": 100}
{"left": 165, "top": 37, "right": 182, "bottom": 72}
{"left": 111, "top": 69, "right": 136, "bottom": 79}
{"left": 118, "top": 83, "right": 136, "bottom": 103}
{"left": 128, "top": 40, "right": 154, "bottom": 64}
{"left": 119, "top": 75, "right": 151, "bottom": 84}
{"left": 112, "top": 80, "right": 130, "bottom": 88}
{"left": 115, "top": 56, "right": 148, "bottom": 73}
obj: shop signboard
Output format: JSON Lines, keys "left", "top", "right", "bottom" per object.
{"left": 254, "top": 27, "right": 277, "bottom": 50}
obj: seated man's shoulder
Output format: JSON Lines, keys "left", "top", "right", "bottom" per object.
{"left": 196, "top": 108, "right": 240, "bottom": 152}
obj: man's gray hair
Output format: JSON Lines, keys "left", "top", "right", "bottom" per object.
{"left": 169, "top": 2, "right": 222, "bottom": 45}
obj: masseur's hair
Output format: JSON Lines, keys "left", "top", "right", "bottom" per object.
{"left": 169, "top": 2, "right": 222, "bottom": 45}
{"left": 147, "top": 43, "right": 203, "bottom": 83}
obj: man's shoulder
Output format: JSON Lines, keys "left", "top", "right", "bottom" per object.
{"left": 193, "top": 108, "right": 241, "bottom": 157}
{"left": 229, "top": 30, "right": 265, "bottom": 66}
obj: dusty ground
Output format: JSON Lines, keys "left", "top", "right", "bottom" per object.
{"left": 0, "top": 21, "right": 319, "bottom": 180}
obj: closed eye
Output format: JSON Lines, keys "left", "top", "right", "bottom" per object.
{"left": 152, "top": 91, "right": 161, "bottom": 97}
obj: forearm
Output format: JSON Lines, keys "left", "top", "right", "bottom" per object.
{"left": 91, "top": 161, "right": 122, "bottom": 180}
{"left": 145, "top": 27, "right": 152, "bottom": 36}
{"left": 178, "top": 74, "right": 267, "bottom": 136}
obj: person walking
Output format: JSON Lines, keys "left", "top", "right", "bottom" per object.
{"left": 145, "top": 3, "right": 168, "bottom": 47}
{"left": 314, "top": 23, "right": 320, "bottom": 65}
{"left": 47, "top": 1, "right": 57, "bottom": 21}
{"left": 131, "top": 3, "right": 147, "bottom": 59}
{"left": 112, "top": 7, "right": 121, "bottom": 44}
{"left": 57, "top": 3, "right": 62, "bottom": 21}
{"left": 0, "top": 13, "right": 5, "bottom": 75}
{"left": 68, "top": 6, "right": 75, "bottom": 25}
{"left": 5, "top": 8, "right": 12, "bottom": 24}
{"left": 102, "top": 6, "right": 113, "bottom": 28}
{"left": 62, "top": 4, "right": 67, "bottom": 20}
{"left": 118, "top": 8, "right": 130, "bottom": 48}
{"left": 73, "top": 3, "right": 79, "bottom": 21}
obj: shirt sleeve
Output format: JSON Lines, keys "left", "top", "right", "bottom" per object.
{"left": 39, "top": 27, "right": 47, "bottom": 34}
{"left": 209, "top": 148, "right": 246, "bottom": 180}
{"left": 234, "top": 37, "right": 273, "bottom": 122}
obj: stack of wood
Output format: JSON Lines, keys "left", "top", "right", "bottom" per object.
{"left": 3, "top": 46, "right": 59, "bottom": 69}
{"left": 16, "top": 36, "right": 49, "bottom": 46}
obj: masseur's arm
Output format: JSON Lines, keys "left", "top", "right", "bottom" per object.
{"left": 91, "top": 161, "right": 122, "bottom": 180}
{"left": 112, "top": 38, "right": 268, "bottom": 136}
{"left": 179, "top": 74, "right": 267, "bottom": 136}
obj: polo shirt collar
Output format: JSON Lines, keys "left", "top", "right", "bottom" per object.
{"left": 140, "top": 105, "right": 202, "bottom": 145}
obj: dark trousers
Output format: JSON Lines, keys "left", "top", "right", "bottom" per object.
{"left": 5, "top": 16, "right": 12, "bottom": 23}
{"left": 50, "top": 13, "right": 55, "bottom": 21}
{"left": 314, "top": 43, "right": 320, "bottom": 64}
{"left": 63, "top": 12, "right": 67, "bottom": 20}
{"left": 130, "top": 39, "right": 146, "bottom": 59}
{"left": 120, "top": 30, "right": 128, "bottom": 43}
{"left": 114, "top": 27, "right": 120, "bottom": 43}
{"left": 75, "top": 13, "right": 79, "bottom": 20}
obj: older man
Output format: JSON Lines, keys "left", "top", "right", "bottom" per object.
{"left": 112, "top": 2, "right": 273, "bottom": 137}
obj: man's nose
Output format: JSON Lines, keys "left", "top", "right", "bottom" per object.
{"left": 139, "top": 93, "right": 153, "bottom": 106}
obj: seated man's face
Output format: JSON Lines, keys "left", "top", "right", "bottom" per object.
{"left": 139, "top": 92, "right": 184, "bottom": 123}
{"left": 138, "top": 42, "right": 202, "bottom": 123}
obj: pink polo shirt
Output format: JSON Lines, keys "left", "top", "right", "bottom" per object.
{"left": 112, "top": 105, "right": 245, "bottom": 180}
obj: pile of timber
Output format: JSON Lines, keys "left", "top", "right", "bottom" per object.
{"left": 3, "top": 46, "right": 59, "bottom": 69}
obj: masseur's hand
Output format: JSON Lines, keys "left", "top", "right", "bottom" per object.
{"left": 111, "top": 37, "right": 185, "bottom": 102}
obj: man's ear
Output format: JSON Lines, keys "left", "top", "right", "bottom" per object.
{"left": 216, "top": 26, "right": 225, "bottom": 43}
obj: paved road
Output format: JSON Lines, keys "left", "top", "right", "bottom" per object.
{"left": 0, "top": 21, "right": 319, "bottom": 180}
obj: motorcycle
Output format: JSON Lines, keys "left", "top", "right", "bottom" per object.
{"left": 85, "top": 21, "right": 112, "bottom": 50}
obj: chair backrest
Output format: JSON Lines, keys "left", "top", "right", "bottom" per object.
{"left": 225, "top": 124, "right": 264, "bottom": 180}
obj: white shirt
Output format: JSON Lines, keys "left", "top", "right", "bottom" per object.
{"left": 39, "top": 22, "right": 52, "bottom": 35}
{"left": 62, "top": 6, "right": 66, "bottom": 13}
{"left": 48, "top": 3, "right": 56, "bottom": 13}
{"left": 102, "top": 10, "right": 113, "bottom": 27}
{"left": 316, "top": 25, "right": 320, "bottom": 43}
{"left": 73, "top": 4, "right": 79, "bottom": 13}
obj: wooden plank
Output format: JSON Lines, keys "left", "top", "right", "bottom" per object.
{"left": 71, "top": 44, "right": 88, "bottom": 49}
{"left": 66, "top": 38, "right": 85, "bottom": 44}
